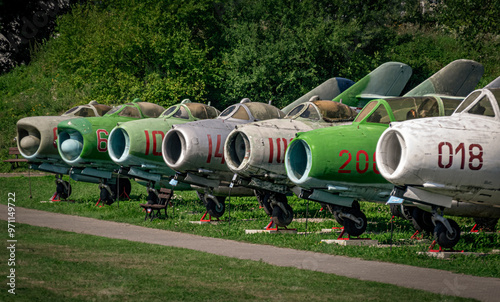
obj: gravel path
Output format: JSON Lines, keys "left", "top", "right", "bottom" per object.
{"left": 2, "top": 204, "right": 499, "bottom": 301}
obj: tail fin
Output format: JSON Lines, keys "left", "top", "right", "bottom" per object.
{"left": 281, "top": 77, "right": 355, "bottom": 114}
{"left": 332, "top": 62, "right": 412, "bottom": 108}
{"left": 484, "top": 76, "right": 500, "bottom": 89}
{"left": 404, "top": 59, "right": 483, "bottom": 97}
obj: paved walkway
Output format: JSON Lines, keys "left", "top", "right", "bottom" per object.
{"left": 2, "top": 204, "right": 499, "bottom": 302}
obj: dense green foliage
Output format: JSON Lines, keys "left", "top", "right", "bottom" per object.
{"left": 1, "top": 0, "right": 499, "bottom": 166}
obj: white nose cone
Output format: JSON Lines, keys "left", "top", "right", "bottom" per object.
{"left": 60, "top": 139, "right": 83, "bottom": 161}
{"left": 20, "top": 135, "right": 40, "bottom": 154}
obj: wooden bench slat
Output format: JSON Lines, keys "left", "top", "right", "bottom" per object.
{"left": 3, "top": 147, "right": 28, "bottom": 169}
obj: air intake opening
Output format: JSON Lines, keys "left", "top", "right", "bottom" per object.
{"left": 109, "top": 128, "right": 128, "bottom": 162}
{"left": 286, "top": 140, "right": 310, "bottom": 182}
{"left": 18, "top": 127, "right": 41, "bottom": 156}
{"left": 379, "top": 131, "right": 404, "bottom": 175}
{"left": 59, "top": 130, "right": 83, "bottom": 162}
{"left": 164, "top": 131, "right": 184, "bottom": 166}
{"left": 226, "top": 132, "right": 249, "bottom": 170}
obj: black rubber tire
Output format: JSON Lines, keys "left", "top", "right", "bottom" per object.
{"left": 260, "top": 193, "right": 273, "bottom": 217}
{"left": 434, "top": 219, "right": 461, "bottom": 249}
{"left": 271, "top": 202, "right": 294, "bottom": 227}
{"left": 474, "top": 218, "right": 499, "bottom": 232}
{"left": 205, "top": 195, "right": 226, "bottom": 218}
{"left": 343, "top": 209, "right": 367, "bottom": 237}
{"left": 100, "top": 187, "right": 114, "bottom": 205}
{"left": 333, "top": 210, "right": 345, "bottom": 226}
{"left": 390, "top": 204, "right": 412, "bottom": 220}
{"left": 351, "top": 200, "right": 361, "bottom": 211}
{"left": 411, "top": 208, "right": 434, "bottom": 233}
{"left": 57, "top": 181, "right": 72, "bottom": 199}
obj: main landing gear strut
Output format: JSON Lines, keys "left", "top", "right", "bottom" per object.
{"left": 97, "top": 178, "right": 132, "bottom": 206}
{"left": 197, "top": 192, "right": 226, "bottom": 219}
{"left": 431, "top": 207, "right": 461, "bottom": 249}
{"left": 324, "top": 201, "right": 367, "bottom": 237}
{"left": 255, "top": 191, "right": 294, "bottom": 227}
{"left": 50, "top": 174, "right": 72, "bottom": 201}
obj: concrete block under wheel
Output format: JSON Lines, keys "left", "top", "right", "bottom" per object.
{"left": 321, "top": 239, "right": 378, "bottom": 246}
{"left": 245, "top": 229, "right": 298, "bottom": 234}
{"left": 189, "top": 221, "right": 221, "bottom": 225}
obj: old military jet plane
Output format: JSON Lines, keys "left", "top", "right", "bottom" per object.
{"left": 284, "top": 59, "right": 484, "bottom": 237}
{"left": 161, "top": 77, "right": 355, "bottom": 218}
{"left": 16, "top": 101, "right": 112, "bottom": 199}
{"left": 162, "top": 99, "right": 285, "bottom": 218}
{"left": 57, "top": 99, "right": 165, "bottom": 204}
{"left": 107, "top": 100, "right": 220, "bottom": 203}
{"left": 375, "top": 76, "right": 500, "bottom": 248}
{"left": 224, "top": 62, "right": 412, "bottom": 226}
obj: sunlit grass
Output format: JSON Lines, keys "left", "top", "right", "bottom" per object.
{"left": 1, "top": 175, "right": 499, "bottom": 279}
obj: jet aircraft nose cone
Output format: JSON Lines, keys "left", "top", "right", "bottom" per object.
{"left": 59, "top": 131, "right": 84, "bottom": 161}
{"left": 108, "top": 127, "right": 130, "bottom": 163}
{"left": 20, "top": 135, "right": 40, "bottom": 154}
{"left": 225, "top": 131, "right": 250, "bottom": 172}
{"left": 163, "top": 129, "right": 186, "bottom": 169}
{"left": 285, "top": 139, "right": 312, "bottom": 184}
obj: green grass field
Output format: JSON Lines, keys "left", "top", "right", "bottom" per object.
{"left": 0, "top": 221, "right": 475, "bottom": 301}
{"left": 1, "top": 175, "right": 499, "bottom": 281}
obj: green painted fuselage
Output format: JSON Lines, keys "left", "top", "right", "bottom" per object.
{"left": 57, "top": 101, "right": 165, "bottom": 180}
{"left": 285, "top": 96, "right": 463, "bottom": 205}
{"left": 107, "top": 102, "right": 220, "bottom": 189}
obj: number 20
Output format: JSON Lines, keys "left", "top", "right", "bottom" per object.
{"left": 338, "top": 150, "right": 379, "bottom": 174}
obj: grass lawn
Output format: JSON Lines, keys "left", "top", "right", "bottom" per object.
{"left": 1, "top": 175, "right": 499, "bottom": 280}
{"left": 0, "top": 221, "right": 475, "bottom": 301}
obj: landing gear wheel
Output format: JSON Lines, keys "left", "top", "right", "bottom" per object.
{"left": 321, "top": 203, "right": 344, "bottom": 226}
{"left": 390, "top": 204, "right": 412, "bottom": 220}
{"left": 333, "top": 211, "right": 345, "bottom": 226}
{"left": 411, "top": 208, "right": 434, "bottom": 233}
{"left": 255, "top": 191, "right": 272, "bottom": 216}
{"left": 260, "top": 193, "right": 273, "bottom": 217}
{"left": 434, "top": 219, "right": 461, "bottom": 249}
{"left": 272, "top": 202, "right": 294, "bottom": 227}
{"left": 474, "top": 218, "right": 499, "bottom": 232}
{"left": 343, "top": 209, "right": 367, "bottom": 237}
{"left": 57, "top": 181, "right": 72, "bottom": 199}
{"left": 100, "top": 187, "right": 114, "bottom": 205}
{"left": 205, "top": 195, "right": 226, "bottom": 218}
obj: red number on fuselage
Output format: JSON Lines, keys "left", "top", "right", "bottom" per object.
{"left": 97, "top": 129, "right": 109, "bottom": 152}
{"left": 338, "top": 150, "right": 351, "bottom": 173}
{"left": 53, "top": 127, "right": 58, "bottom": 148}
{"left": 268, "top": 138, "right": 293, "bottom": 164}
{"left": 207, "top": 134, "right": 225, "bottom": 164}
{"left": 437, "top": 142, "right": 483, "bottom": 170}
{"left": 338, "top": 150, "right": 380, "bottom": 174}
{"left": 145, "top": 130, "right": 164, "bottom": 156}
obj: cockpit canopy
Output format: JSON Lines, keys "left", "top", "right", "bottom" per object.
{"left": 284, "top": 100, "right": 357, "bottom": 122}
{"left": 354, "top": 96, "right": 463, "bottom": 124}
{"left": 219, "top": 101, "right": 285, "bottom": 121}
{"left": 454, "top": 88, "right": 500, "bottom": 117}
{"left": 62, "top": 101, "right": 112, "bottom": 117}
{"left": 105, "top": 102, "right": 165, "bottom": 118}
{"left": 161, "top": 102, "right": 220, "bottom": 120}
